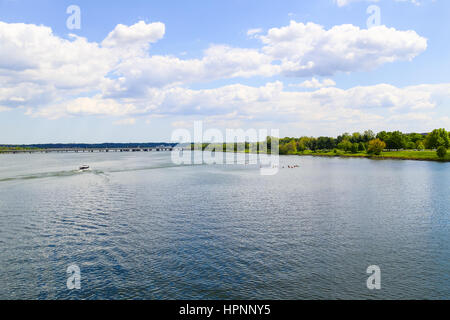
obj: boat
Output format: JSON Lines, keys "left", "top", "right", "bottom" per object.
{"left": 79, "top": 165, "right": 90, "bottom": 171}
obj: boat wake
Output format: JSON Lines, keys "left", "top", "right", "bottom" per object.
{"left": 0, "top": 169, "right": 105, "bottom": 183}
{"left": 0, "top": 163, "right": 222, "bottom": 183}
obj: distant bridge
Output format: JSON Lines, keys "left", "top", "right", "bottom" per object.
{"left": 1, "top": 147, "right": 178, "bottom": 154}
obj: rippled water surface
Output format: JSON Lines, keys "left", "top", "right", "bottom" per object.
{"left": 0, "top": 152, "right": 448, "bottom": 299}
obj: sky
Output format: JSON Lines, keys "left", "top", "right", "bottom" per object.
{"left": 0, "top": 0, "right": 449, "bottom": 143}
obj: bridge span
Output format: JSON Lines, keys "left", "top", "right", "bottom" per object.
{"left": 1, "top": 147, "right": 177, "bottom": 154}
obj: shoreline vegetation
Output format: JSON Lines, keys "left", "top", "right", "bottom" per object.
{"left": 191, "top": 128, "right": 450, "bottom": 162}
{"left": 2, "top": 129, "right": 449, "bottom": 162}
{"left": 290, "top": 150, "right": 450, "bottom": 162}
{"left": 0, "top": 146, "right": 40, "bottom": 153}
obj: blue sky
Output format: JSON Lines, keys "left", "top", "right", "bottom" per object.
{"left": 0, "top": 0, "right": 449, "bottom": 143}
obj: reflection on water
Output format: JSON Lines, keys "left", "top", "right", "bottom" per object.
{"left": 0, "top": 152, "right": 448, "bottom": 299}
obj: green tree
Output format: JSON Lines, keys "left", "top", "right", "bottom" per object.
{"left": 308, "top": 137, "right": 319, "bottom": 151}
{"left": 337, "top": 139, "right": 352, "bottom": 152}
{"left": 406, "top": 142, "right": 416, "bottom": 150}
{"left": 367, "top": 139, "right": 386, "bottom": 155}
{"left": 358, "top": 142, "right": 366, "bottom": 152}
{"left": 425, "top": 129, "right": 449, "bottom": 149}
{"left": 337, "top": 133, "right": 351, "bottom": 144}
{"left": 363, "top": 130, "right": 375, "bottom": 142}
{"left": 286, "top": 140, "right": 297, "bottom": 154}
{"left": 351, "top": 132, "right": 361, "bottom": 143}
{"left": 437, "top": 146, "right": 447, "bottom": 158}
{"left": 316, "top": 137, "right": 335, "bottom": 150}
{"left": 266, "top": 136, "right": 272, "bottom": 151}
{"left": 351, "top": 143, "right": 359, "bottom": 153}
{"left": 387, "top": 131, "right": 406, "bottom": 150}
{"left": 376, "top": 131, "right": 390, "bottom": 143}
{"left": 297, "top": 140, "right": 306, "bottom": 152}
{"left": 298, "top": 137, "right": 313, "bottom": 151}
{"left": 416, "top": 141, "right": 425, "bottom": 150}
{"left": 408, "top": 133, "right": 425, "bottom": 143}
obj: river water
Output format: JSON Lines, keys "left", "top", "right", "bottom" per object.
{"left": 0, "top": 152, "right": 448, "bottom": 299}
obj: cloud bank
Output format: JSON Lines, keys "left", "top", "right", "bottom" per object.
{"left": 0, "top": 19, "right": 446, "bottom": 133}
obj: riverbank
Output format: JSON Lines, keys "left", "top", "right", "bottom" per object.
{"left": 293, "top": 150, "right": 450, "bottom": 162}
{"left": 197, "top": 146, "right": 450, "bottom": 162}
{"left": 0, "top": 147, "right": 41, "bottom": 154}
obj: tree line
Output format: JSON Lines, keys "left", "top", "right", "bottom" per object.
{"left": 278, "top": 128, "right": 449, "bottom": 158}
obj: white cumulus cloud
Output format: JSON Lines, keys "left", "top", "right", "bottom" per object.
{"left": 102, "top": 21, "right": 165, "bottom": 55}
{"left": 291, "top": 78, "right": 336, "bottom": 89}
{"left": 259, "top": 21, "right": 427, "bottom": 77}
